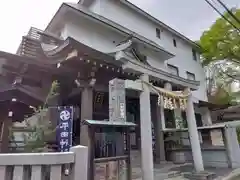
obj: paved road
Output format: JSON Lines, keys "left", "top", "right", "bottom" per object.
{"left": 131, "top": 151, "right": 235, "bottom": 179}
{"left": 132, "top": 163, "right": 235, "bottom": 179}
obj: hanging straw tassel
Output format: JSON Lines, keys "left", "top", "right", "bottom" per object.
{"left": 164, "top": 96, "right": 168, "bottom": 109}
{"left": 173, "top": 98, "right": 178, "bottom": 109}
{"left": 168, "top": 97, "right": 174, "bottom": 110}
{"left": 158, "top": 95, "right": 161, "bottom": 106}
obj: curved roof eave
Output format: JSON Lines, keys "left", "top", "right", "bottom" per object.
{"left": 0, "top": 84, "right": 44, "bottom": 106}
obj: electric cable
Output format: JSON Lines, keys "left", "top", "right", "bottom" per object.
{"left": 204, "top": 0, "right": 240, "bottom": 33}
{"left": 215, "top": 0, "right": 240, "bottom": 25}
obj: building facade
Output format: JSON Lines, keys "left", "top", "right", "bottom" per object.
{"left": 0, "top": 1, "right": 220, "bottom": 179}
{"left": 44, "top": 0, "right": 212, "bottom": 127}
{"left": 86, "top": 0, "right": 206, "bottom": 99}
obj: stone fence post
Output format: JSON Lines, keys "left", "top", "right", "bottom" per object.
{"left": 71, "top": 145, "right": 88, "bottom": 180}
{"left": 223, "top": 126, "right": 240, "bottom": 168}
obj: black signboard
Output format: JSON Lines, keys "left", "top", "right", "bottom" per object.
{"left": 56, "top": 106, "right": 73, "bottom": 152}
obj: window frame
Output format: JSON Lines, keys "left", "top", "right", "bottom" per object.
{"left": 186, "top": 71, "right": 196, "bottom": 80}
{"left": 167, "top": 64, "right": 179, "bottom": 76}
{"left": 173, "top": 38, "right": 177, "bottom": 47}
{"left": 192, "top": 49, "right": 197, "bottom": 61}
{"left": 156, "top": 28, "right": 161, "bottom": 39}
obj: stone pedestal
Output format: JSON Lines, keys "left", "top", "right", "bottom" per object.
{"left": 172, "top": 151, "right": 186, "bottom": 164}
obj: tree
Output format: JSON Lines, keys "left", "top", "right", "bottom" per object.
{"left": 208, "top": 84, "right": 239, "bottom": 105}
{"left": 199, "top": 8, "right": 240, "bottom": 104}
{"left": 10, "top": 81, "right": 60, "bottom": 152}
{"left": 199, "top": 8, "right": 240, "bottom": 66}
{"left": 23, "top": 81, "right": 60, "bottom": 152}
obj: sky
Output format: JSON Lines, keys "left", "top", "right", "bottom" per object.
{"left": 0, "top": 0, "right": 239, "bottom": 53}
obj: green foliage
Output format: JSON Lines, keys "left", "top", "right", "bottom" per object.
{"left": 175, "top": 116, "right": 187, "bottom": 129}
{"left": 23, "top": 108, "right": 54, "bottom": 152}
{"left": 10, "top": 81, "right": 60, "bottom": 152}
{"left": 199, "top": 9, "right": 240, "bottom": 66}
{"left": 200, "top": 9, "right": 240, "bottom": 105}
{"left": 164, "top": 116, "right": 186, "bottom": 149}
{"left": 236, "top": 127, "right": 240, "bottom": 144}
{"left": 208, "top": 85, "right": 236, "bottom": 105}
{"left": 44, "top": 80, "right": 60, "bottom": 106}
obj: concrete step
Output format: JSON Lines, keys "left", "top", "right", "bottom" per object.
{"left": 132, "top": 171, "right": 182, "bottom": 180}
{"left": 155, "top": 171, "right": 182, "bottom": 179}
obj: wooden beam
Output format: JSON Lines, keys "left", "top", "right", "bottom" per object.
{"left": 2, "top": 66, "right": 42, "bottom": 87}
{"left": 2, "top": 65, "right": 37, "bottom": 81}
{"left": 0, "top": 118, "right": 12, "bottom": 153}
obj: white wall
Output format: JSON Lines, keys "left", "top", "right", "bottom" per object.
{"left": 61, "top": 17, "right": 125, "bottom": 53}
{"left": 88, "top": 0, "right": 164, "bottom": 46}
{"left": 86, "top": 0, "right": 207, "bottom": 101}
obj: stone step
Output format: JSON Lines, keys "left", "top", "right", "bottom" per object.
{"left": 132, "top": 171, "right": 182, "bottom": 180}
{"left": 155, "top": 171, "right": 182, "bottom": 179}
{"left": 183, "top": 171, "right": 216, "bottom": 180}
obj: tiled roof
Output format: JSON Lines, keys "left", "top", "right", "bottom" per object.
{"left": 17, "top": 27, "right": 63, "bottom": 58}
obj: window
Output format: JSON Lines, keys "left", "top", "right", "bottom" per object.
{"left": 156, "top": 28, "right": 161, "bottom": 39}
{"left": 186, "top": 71, "right": 195, "bottom": 80}
{"left": 195, "top": 113, "right": 203, "bottom": 127}
{"left": 173, "top": 39, "right": 177, "bottom": 47}
{"left": 164, "top": 109, "right": 175, "bottom": 128}
{"left": 201, "top": 130, "right": 212, "bottom": 145}
{"left": 192, "top": 49, "right": 197, "bottom": 61}
{"left": 181, "top": 112, "right": 203, "bottom": 127}
{"left": 167, "top": 64, "right": 179, "bottom": 76}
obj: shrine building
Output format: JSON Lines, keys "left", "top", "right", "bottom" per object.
{"left": 1, "top": 1, "right": 239, "bottom": 180}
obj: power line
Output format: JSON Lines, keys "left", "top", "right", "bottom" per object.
{"left": 204, "top": 0, "right": 240, "bottom": 33}
{"left": 215, "top": 0, "right": 240, "bottom": 25}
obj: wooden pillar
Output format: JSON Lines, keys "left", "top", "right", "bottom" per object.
{"left": 48, "top": 95, "right": 60, "bottom": 129}
{"left": 80, "top": 87, "right": 93, "bottom": 146}
{"left": 1, "top": 118, "right": 12, "bottom": 153}
{"left": 80, "top": 88, "right": 93, "bottom": 180}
